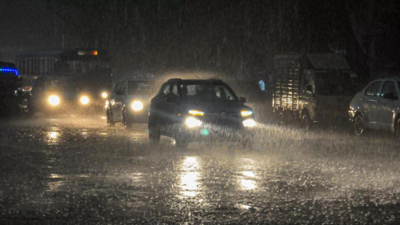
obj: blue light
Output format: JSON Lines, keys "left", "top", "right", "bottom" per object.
{"left": 0, "top": 68, "right": 19, "bottom": 76}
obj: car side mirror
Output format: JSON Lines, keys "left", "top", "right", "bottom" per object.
{"left": 383, "top": 93, "right": 397, "bottom": 100}
{"left": 239, "top": 97, "right": 246, "bottom": 103}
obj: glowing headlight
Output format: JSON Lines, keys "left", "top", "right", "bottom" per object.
{"left": 241, "top": 110, "right": 253, "bottom": 117}
{"left": 243, "top": 119, "right": 256, "bottom": 127}
{"left": 101, "top": 92, "right": 108, "bottom": 99}
{"left": 48, "top": 95, "right": 60, "bottom": 106}
{"left": 80, "top": 96, "right": 89, "bottom": 105}
{"left": 186, "top": 117, "right": 202, "bottom": 128}
{"left": 131, "top": 101, "right": 143, "bottom": 111}
{"left": 189, "top": 110, "right": 204, "bottom": 116}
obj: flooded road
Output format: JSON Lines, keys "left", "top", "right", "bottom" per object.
{"left": 1, "top": 115, "right": 400, "bottom": 224}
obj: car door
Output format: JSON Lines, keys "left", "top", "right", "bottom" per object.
{"left": 362, "top": 81, "right": 382, "bottom": 129}
{"left": 153, "top": 82, "right": 179, "bottom": 127}
{"left": 113, "top": 81, "right": 126, "bottom": 121}
{"left": 378, "top": 81, "right": 398, "bottom": 130}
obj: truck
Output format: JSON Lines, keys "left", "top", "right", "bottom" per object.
{"left": 272, "top": 53, "right": 358, "bottom": 129}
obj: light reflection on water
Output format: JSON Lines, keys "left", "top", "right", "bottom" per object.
{"left": 180, "top": 157, "right": 201, "bottom": 198}
{"left": 49, "top": 132, "right": 58, "bottom": 139}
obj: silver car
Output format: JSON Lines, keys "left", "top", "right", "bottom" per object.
{"left": 348, "top": 78, "right": 400, "bottom": 137}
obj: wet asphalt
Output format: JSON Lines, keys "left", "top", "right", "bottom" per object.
{"left": 1, "top": 115, "right": 400, "bottom": 224}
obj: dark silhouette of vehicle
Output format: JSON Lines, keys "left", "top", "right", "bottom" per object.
{"left": 28, "top": 76, "right": 91, "bottom": 116}
{"left": 272, "top": 53, "right": 358, "bottom": 129}
{"left": 0, "top": 61, "right": 26, "bottom": 117}
{"left": 148, "top": 78, "right": 255, "bottom": 147}
{"left": 106, "top": 79, "right": 154, "bottom": 128}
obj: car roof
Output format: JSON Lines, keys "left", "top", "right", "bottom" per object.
{"left": 166, "top": 78, "right": 225, "bottom": 84}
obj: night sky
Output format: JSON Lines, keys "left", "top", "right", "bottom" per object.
{"left": 1, "top": 0, "right": 400, "bottom": 80}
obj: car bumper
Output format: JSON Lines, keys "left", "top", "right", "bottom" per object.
{"left": 169, "top": 122, "right": 254, "bottom": 142}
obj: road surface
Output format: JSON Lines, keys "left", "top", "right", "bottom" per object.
{"left": 1, "top": 115, "right": 400, "bottom": 224}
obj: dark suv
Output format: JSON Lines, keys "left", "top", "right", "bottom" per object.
{"left": 148, "top": 78, "right": 255, "bottom": 147}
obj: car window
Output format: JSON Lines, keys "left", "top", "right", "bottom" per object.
{"left": 214, "top": 85, "right": 236, "bottom": 101}
{"left": 381, "top": 81, "right": 397, "bottom": 97}
{"left": 161, "top": 83, "right": 178, "bottom": 98}
{"left": 180, "top": 84, "right": 207, "bottom": 99}
{"left": 365, "top": 81, "right": 381, "bottom": 97}
{"left": 128, "top": 81, "right": 150, "bottom": 95}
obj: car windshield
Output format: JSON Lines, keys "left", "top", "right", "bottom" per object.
{"left": 180, "top": 82, "right": 238, "bottom": 101}
{"left": 45, "top": 79, "right": 78, "bottom": 92}
{"left": 315, "top": 71, "right": 355, "bottom": 96}
{"left": 128, "top": 81, "right": 150, "bottom": 95}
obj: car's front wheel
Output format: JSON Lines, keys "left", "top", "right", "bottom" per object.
{"left": 301, "top": 113, "right": 312, "bottom": 130}
{"left": 353, "top": 114, "right": 365, "bottom": 136}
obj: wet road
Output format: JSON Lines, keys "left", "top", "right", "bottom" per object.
{"left": 1, "top": 115, "right": 400, "bottom": 224}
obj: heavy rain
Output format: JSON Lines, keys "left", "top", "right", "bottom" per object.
{"left": 1, "top": 0, "right": 400, "bottom": 224}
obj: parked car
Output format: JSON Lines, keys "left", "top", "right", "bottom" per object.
{"left": 28, "top": 76, "right": 90, "bottom": 115}
{"left": 0, "top": 62, "right": 26, "bottom": 116}
{"left": 148, "top": 78, "right": 256, "bottom": 147}
{"left": 106, "top": 78, "right": 153, "bottom": 128}
{"left": 349, "top": 78, "right": 400, "bottom": 138}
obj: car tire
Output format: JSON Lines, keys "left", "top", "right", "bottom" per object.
{"left": 107, "top": 110, "right": 115, "bottom": 126}
{"left": 148, "top": 116, "right": 161, "bottom": 143}
{"left": 353, "top": 114, "right": 365, "bottom": 136}
{"left": 301, "top": 113, "right": 312, "bottom": 130}
{"left": 123, "top": 111, "right": 132, "bottom": 129}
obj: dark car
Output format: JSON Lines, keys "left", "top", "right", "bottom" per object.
{"left": 0, "top": 62, "right": 25, "bottom": 116}
{"left": 106, "top": 79, "right": 153, "bottom": 128}
{"left": 148, "top": 78, "right": 256, "bottom": 147}
{"left": 28, "top": 76, "right": 91, "bottom": 115}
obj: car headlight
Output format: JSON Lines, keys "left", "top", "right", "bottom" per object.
{"left": 241, "top": 110, "right": 253, "bottom": 117}
{"left": 101, "top": 92, "right": 108, "bottom": 99}
{"left": 132, "top": 101, "right": 143, "bottom": 111}
{"left": 48, "top": 95, "right": 60, "bottom": 106}
{"left": 80, "top": 96, "right": 89, "bottom": 105}
{"left": 186, "top": 117, "right": 202, "bottom": 128}
{"left": 189, "top": 110, "right": 204, "bottom": 116}
{"left": 243, "top": 119, "right": 256, "bottom": 127}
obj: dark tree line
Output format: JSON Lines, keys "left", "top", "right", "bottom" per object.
{"left": 46, "top": 0, "right": 399, "bottom": 81}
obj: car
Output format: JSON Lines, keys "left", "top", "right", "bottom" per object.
{"left": 348, "top": 77, "right": 400, "bottom": 138}
{"left": 148, "top": 78, "right": 256, "bottom": 147}
{"left": 0, "top": 62, "right": 26, "bottom": 116}
{"left": 106, "top": 78, "right": 153, "bottom": 128}
{"left": 28, "top": 76, "right": 91, "bottom": 115}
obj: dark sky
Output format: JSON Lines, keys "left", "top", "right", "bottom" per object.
{"left": 1, "top": 0, "right": 400, "bottom": 76}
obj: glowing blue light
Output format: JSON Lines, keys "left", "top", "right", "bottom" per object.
{"left": 0, "top": 68, "right": 19, "bottom": 76}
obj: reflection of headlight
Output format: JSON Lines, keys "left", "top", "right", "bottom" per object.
{"left": 80, "top": 96, "right": 89, "bottom": 105}
{"left": 101, "top": 92, "right": 108, "bottom": 99}
{"left": 48, "top": 95, "right": 60, "bottom": 106}
{"left": 186, "top": 117, "right": 202, "bottom": 128}
{"left": 241, "top": 110, "right": 253, "bottom": 117}
{"left": 189, "top": 110, "right": 204, "bottom": 116}
{"left": 131, "top": 101, "right": 143, "bottom": 111}
{"left": 243, "top": 119, "right": 256, "bottom": 127}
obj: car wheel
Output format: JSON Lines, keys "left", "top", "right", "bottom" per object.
{"left": 123, "top": 112, "right": 132, "bottom": 129}
{"left": 301, "top": 113, "right": 312, "bottom": 130}
{"left": 353, "top": 114, "right": 365, "bottom": 136}
{"left": 148, "top": 116, "right": 161, "bottom": 143}
{"left": 107, "top": 110, "right": 115, "bottom": 126}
